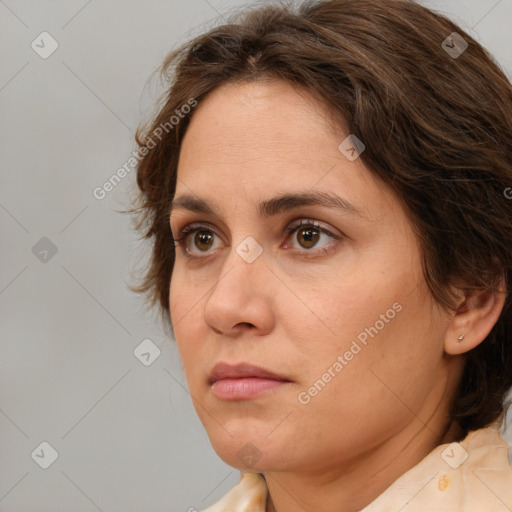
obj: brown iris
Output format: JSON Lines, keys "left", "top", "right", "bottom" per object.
{"left": 296, "top": 227, "right": 320, "bottom": 249}
{"left": 194, "top": 231, "right": 214, "bottom": 251}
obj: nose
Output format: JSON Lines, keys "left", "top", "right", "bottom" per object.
{"left": 203, "top": 245, "right": 275, "bottom": 338}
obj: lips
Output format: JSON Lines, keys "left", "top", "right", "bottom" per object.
{"left": 209, "top": 362, "right": 291, "bottom": 385}
{"left": 208, "top": 362, "right": 292, "bottom": 400}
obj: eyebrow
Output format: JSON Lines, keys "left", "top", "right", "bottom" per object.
{"left": 169, "top": 191, "right": 365, "bottom": 219}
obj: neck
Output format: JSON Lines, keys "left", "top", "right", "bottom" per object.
{"left": 263, "top": 415, "right": 461, "bottom": 512}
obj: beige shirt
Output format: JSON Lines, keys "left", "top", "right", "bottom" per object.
{"left": 201, "top": 421, "right": 512, "bottom": 511}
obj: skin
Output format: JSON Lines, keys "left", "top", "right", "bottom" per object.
{"left": 168, "top": 79, "right": 505, "bottom": 512}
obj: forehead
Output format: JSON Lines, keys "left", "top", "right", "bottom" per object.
{"left": 180, "top": 80, "right": 341, "bottom": 164}
{"left": 181, "top": 82, "right": 347, "bottom": 173}
{"left": 174, "top": 80, "right": 393, "bottom": 224}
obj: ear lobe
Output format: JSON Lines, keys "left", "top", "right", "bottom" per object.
{"left": 444, "top": 280, "right": 507, "bottom": 356}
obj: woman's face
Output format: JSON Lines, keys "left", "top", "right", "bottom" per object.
{"left": 169, "top": 79, "right": 456, "bottom": 474}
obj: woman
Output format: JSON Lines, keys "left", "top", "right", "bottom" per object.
{"left": 127, "top": 0, "right": 512, "bottom": 510}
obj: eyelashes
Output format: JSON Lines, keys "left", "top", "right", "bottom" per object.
{"left": 173, "top": 218, "right": 341, "bottom": 258}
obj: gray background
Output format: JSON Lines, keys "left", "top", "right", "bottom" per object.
{"left": 1, "top": 0, "right": 511, "bottom": 511}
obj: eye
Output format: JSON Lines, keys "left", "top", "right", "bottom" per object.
{"left": 282, "top": 218, "right": 339, "bottom": 255}
{"left": 173, "top": 218, "right": 340, "bottom": 258}
{"left": 173, "top": 222, "right": 221, "bottom": 256}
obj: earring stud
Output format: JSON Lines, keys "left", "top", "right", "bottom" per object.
{"left": 457, "top": 334, "right": 465, "bottom": 343}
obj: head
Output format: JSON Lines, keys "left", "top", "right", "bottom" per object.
{"left": 128, "top": 0, "right": 512, "bottom": 473}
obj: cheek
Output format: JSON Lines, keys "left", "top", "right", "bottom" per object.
{"left": 288, "top": 270, "right": 400, "bottom": 349}
{"left": 169, "top": 275, "right": 205, "bottom": 377}
{"left": 294, "top": 253, "right": 439, "bottom": 381}
{"left": 169, "top": 267, "right": 202, "bottom": 330}
{"left": 168, "top": 276, "right": 182, "bottom": 326}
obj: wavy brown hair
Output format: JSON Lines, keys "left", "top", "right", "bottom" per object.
{"left": 126, "top": 0, "right": 512, "bottom": 435}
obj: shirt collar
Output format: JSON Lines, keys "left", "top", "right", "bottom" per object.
{"left": 201, "top": 419, "right": 512, "bottom": 511}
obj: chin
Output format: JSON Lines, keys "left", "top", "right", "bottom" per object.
{"left": 214, "top": 444, "right": 279, "bottom": 473}
{"left": 208, "top": 424, "right": 305, "bottom": 475}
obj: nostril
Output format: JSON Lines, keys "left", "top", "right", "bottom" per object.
{"left": 237, "top": 322, "right": 255, "bottom": 328}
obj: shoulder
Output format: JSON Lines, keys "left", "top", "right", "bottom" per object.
{"left": 362, "top": 416, "right": 512, "bottom": 511}
{"left": 200, "top": 472, "right": 267, "bottom": 512}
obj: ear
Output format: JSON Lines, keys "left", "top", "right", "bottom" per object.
{"left": 444, "top": 278, "right": 507, "bottom": 355}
